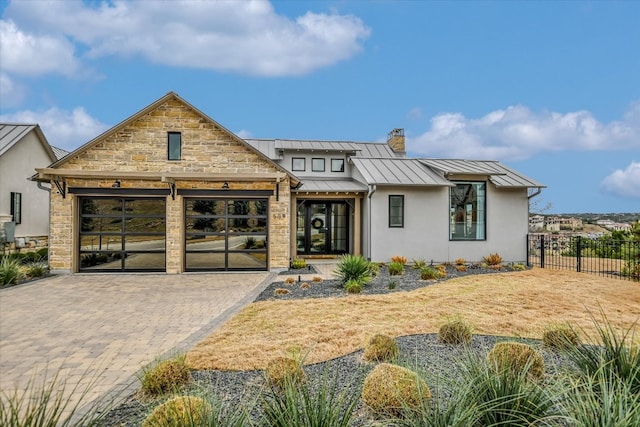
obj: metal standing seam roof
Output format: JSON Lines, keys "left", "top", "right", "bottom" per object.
{"left": 419, "top": 159, "right": 545, "bottom": 188}
{"left": 0, "top": 124, "right": 36, "bottom": 156}
{"left": 51, "top": 146, "right": 70, "bottom": 161}
{"left": 294, "top": 178, "right": 368, "bottom": 193}
{"left": 350, "top": 158, "right": 453, "bottom": 186}
{"left": 245, "top": 138, "right": 401, "bottom": 160}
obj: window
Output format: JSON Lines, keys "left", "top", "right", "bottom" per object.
{"left": 450, "top": 182, "right": 486, "bottom": 240}
{"left": 389, "top": 195, "right": 404, "bottom": 227}
{"left": 10, "top": 192, "right": 22, "bottom": 224}
{"left": 331, "top": 158, "right": 345, "bottom": 172}
{"left": 312, "top": 158, "right": 325, "bottom": 172}
{"left": 168, "top": 132, "right": 181, "bottom": 160}
{"left": 292, "top": 157, "right": 305, "bottom": 171}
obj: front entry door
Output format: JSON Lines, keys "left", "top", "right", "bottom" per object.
{"left": 297, "top": 201, "right": 349, "bottom": 255}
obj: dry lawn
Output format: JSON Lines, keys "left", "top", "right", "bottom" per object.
{"left": 186, "top": 268, "right": 639, "bottom": 371}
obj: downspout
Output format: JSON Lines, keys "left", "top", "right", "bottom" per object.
{"left": 527, "top": 187, "right": 543, "bottom": 214}
{"left": 36, "top": 181, "right": 52, "bottom": 271}
{"left": 367, "top": 184, "right": 376, "bottom": 261}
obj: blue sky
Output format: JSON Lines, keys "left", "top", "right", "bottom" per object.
{"left": 1, "top": 0, "right": 639, "bottom": 214}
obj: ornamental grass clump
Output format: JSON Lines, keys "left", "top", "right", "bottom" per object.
{"left": 274, "top": 288, "right": 290, "bottom": 296}
{"left": 0, "top": 256, "right": 22, "bottom": 287}
{"left": 411, "top": 258, "right": 427, "bottom": 270}
{"left": 487, "top": 342, "right": 544, "bottom": 381}
{"left": 344, "top": 279, "right": 362, "bottom": 294}
{"left": 264, "top": 357, "right": 305, "bottom": 390}
{"left": 483, "top": 253, "right": 503, "bottom": 269}
{"left": 140, "top": 355, "right": 192, "bottom": 397}
{"left": 542, "top": 323, "right": 580, "bottom": 350}
{"left": 362, "top": 363, "right": 431, "bottom": 417}
{"left": 334, "top": 254, "right": 371, "bottom": 287}
{"left": 438, "top": 318, "right": 473, "bottom": 345}
{"left": 363, "top": 334, "right": 399, "bottom": 362}
{"left": 388, "top": 261, "right": 404, "bottom": 276}
{"left": 419, "top": 267, "right": 439, "bottom": 280}
{"left": 142, "top": 396, "right": 211, "bottom": 427}
{"left": 391, "top": 255, "right": 408, "bottom": 265}
{"left": 284, "top": 277, "right": 295, "bottom": 285}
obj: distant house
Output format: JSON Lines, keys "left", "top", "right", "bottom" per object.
{"left": 0, "top": 124, "right": 67, "bottom": 251}
{"left": 32, "top": 92, "right": 545, "bottom": 274}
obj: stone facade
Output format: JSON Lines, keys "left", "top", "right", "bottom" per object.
{"left": 46, "top": 95, "right": 292, "bottom": 273}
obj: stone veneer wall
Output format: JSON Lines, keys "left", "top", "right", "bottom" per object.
{"left": 48, "top": 98, "right": 291, "bottom": 273}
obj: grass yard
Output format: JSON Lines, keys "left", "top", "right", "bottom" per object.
{"left": 187, "top": 268, "right": 639, "bottom": 370}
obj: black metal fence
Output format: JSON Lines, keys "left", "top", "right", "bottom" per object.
{"left": 527, "top": 234, "right": 640, "bottom": 281}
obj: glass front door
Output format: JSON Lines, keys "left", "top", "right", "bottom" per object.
{"left": 297, "top": 201, "right": 349, "bottom": 255}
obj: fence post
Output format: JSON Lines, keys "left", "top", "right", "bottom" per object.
{"left": 540, "top": 234, "right": 545, "bottom": 269}
{"left": 576, "top": 236, "right": 582, "bottom": 273}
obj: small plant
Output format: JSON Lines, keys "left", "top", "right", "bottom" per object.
{"left": 454, "top": 257, "right": 466, "bottom": 266}
{"left": 26, "top": 262, "right": 47, "bottom": 278}
{"left": 363, "top": 334, "right": 399, "bottom": 362}
{"left": 274, "top": 288, "right": 290, "bottom": 296}
{"left": 368, "top": 262, "right": 380, "bottom": 277}
{"left": 542, "top": 323, "right": 580, "bottom": 350}
{"left": 483, "top": 253, "right": 503, "bottom": 266}
{"left": 487, "top": 342, "right": 544, "bottom": 381}
{"left": 510, "top": 263, "right": 526, "bottom": 271}
{"left": 344, "top": 279, "right": 362, "bottom": 294}
{"left": 284, "top": 277, "right": 296, "bottom": 285}
{"left": 300, "top": 282, "right": 310, "bottom": 289}
{"left": 388, "top": 261, "right": 404, "bottom": 276}
{"left": 435, "top": 264, "right": 447, "bottom": 277}
{"left": 142, "top": 396, "right": 211, "bottom": 427}
{"left": 455, "top": 264, "right": 467, "bottom": 272}
{"left": 419, "top": 267, "right": 439, "bottom": 280}
{"left": 334, "top": 254, "right": 371, "bottom": 286}
{"left": 0, "top": 256, "right": 22, "bottom": 287}
{"left": 388, "top": 279, "right": 397, "bottom": 290}
{"left": 361, "top": 363, "right": 431, "bottom": 417}
{"left": 438, "top": 318, "right": 473, "bottom": 345}
{"left": 139, "top": 355, "right": 192, "bottom": 397}
{"left": 411, "top": 258, "right": 427, "bottom": 270}
{"left": 312, "top": 276, "right": 322, "bottom": 282}
{"left": 291, "top": 258, "right": 307, "bottom": 269}
{"left": 621, "top": 260, "right": 640, "bottom": 281}
{"left": 391, "top": 255, "right": 408, "bottom": 265}
{"left": 264, "top": 356, "right": 305, "bottom": 389}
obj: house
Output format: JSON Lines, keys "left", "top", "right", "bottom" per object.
{"left": 33, "top": 92, "right": 544, "bottom": 274}
{"left": 0, "top": 123, "right": 67, "bottom": 252}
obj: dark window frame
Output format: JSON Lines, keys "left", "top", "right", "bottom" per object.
{"left": 331, "top": 158, "right": 345, "bottom": 172}
{"left": 168, "top": 132, "right": 182, "bottom": 161}
{"left": 311, "top": 158, "right": 325, "bottom": 172}
{"left": 388, "top": 195, "right": 404, "bottom": 228}
{"left": 10, "top": 192, "right": 22, "bottom": 224}
{"left": 449, "top": 181, "right": 487, "bottom": 241}
{"left": 292, "top": 157, "right": 306, "bottom": 171}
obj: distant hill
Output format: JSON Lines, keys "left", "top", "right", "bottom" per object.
{"left": 556, "top": 213, "right": 639, "bottom": 224}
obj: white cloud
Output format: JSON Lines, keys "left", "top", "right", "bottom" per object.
{"left": 408, "top": 102, "right": 640, "bottom": 161}
{"left": 0, "top": 73, "right": 26, "bottom": 108}
{"left": 406, "top": 107, "right": 423, "bottom": 120}
{"left": 601, "top": 161, "right": 640, "bottom": 198}
{"left": 0, "top": 107, "right": 109, "bottom": 151}
{"left": 3, "top": 0, "right": 370, "bottom": 77}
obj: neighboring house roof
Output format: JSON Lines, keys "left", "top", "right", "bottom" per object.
{"left": 419, "top": 159, "right": 545, "bottom": 188}
{"left": 0, "top": 123, "right": 57, "bottom": 162}
{"left": 294, "top": 178, "right": 367, "bottom": 193}
{"left": 351, "top": 158, "right": 454, "bottom": 186}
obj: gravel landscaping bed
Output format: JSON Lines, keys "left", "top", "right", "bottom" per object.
{"left": 99, "top": 264, "right": 575, "bottom": 426}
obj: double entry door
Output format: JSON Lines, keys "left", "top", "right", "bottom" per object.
{"left": 296, "top": 201, "right": 349, "bottom": 255}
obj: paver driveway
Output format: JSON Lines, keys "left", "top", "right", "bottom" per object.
{"left": 0, "top": 272, "right": 272, "bottom": 416}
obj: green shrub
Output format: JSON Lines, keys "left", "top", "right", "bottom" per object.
{"left": 388, "top": 261, "right": 404, "bottom": 276}
{"left": 0, "top": 257, "right": 22, "bottom": 287}
{"left": 542, "top": 323, "right": 580, "bottom": 350}
{"left": 411, "top": 258, "right": 427, "bottom": 270}
{"left": 510, "top": 263, "right": 526, "bottom": 271}
{"left": 264, "top": 357, "right": 305, "bottom": 389}
{"left": 363, "top": 334, "right": 399, "bottom": 362}
{"left": 621, "top": 260, "right": 640, "bottom": 281}
{"left": 26, "top": 262, "right": 47, "bottom": 279}
{"left": 419, "top": 267, "right": 439, "bottom": 280}
{"left": 487, "top": 342, "right": 544, "bottom": 381}
{"left": 291, "top": 258, "right": 307, "bottom": 269}
{"left": 438, "top": 318, "right": 473, "bottom": 345}
{"left": 140, "top": 355, "right": 192, "bottom": 397}
{"left": 362, "top": 363, "right": 431, "bottom": 417}
{"left": 36, "top": 247, "right": 49, "bottom": 258}
{"left": 344, "top": 279, "right": 363, "bottom": 294}
{"left": 334, "top": 254, "right": 371, "bottom": 285}
{"left": 21, "top": 252, "right": 40, "bottom": 264}
{"left": 142, "top": 396, "right": 211, "bottom": 427}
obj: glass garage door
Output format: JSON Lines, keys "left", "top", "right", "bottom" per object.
{"left": 78, "top": 197, "right": 166, "bottom": 272}
{"left": 185, "top": 198, "right": 268, "bottom": 271}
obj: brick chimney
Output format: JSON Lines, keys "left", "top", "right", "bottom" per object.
{"left": 387, "top": 128, "right": 405, "bottom": 153}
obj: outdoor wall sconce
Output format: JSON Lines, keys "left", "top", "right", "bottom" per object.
{"left": 112, "top": 180, "right": 121, "bottom": 188}
{"left": 221, "top": 182, "right": 229, "bottom": 190}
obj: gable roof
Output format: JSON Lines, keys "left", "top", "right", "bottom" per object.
{"left": 44, "top": 92, "right": 299, "bottom": 186}
{"left": 351, "top": 158, "right": 453, "bottom": 186}
{"left": 0, "top": 123, "right": 57, "bottom": 161}
{"left": 245, "top": 138, "right": 401, "bottom": 160}
{"left": 419, "top": 159, "right": 545, "bottom": 188}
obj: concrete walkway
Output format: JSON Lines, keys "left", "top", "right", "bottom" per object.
{"left": 0, "top": 272, "right": 273, "bottom": 416}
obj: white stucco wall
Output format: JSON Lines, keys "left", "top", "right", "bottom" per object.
{"left": 0, "top": 131, "right": 53, "bottom": 238}
{"left": 366, "top": 182, "right": 530, "bottom": 263}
